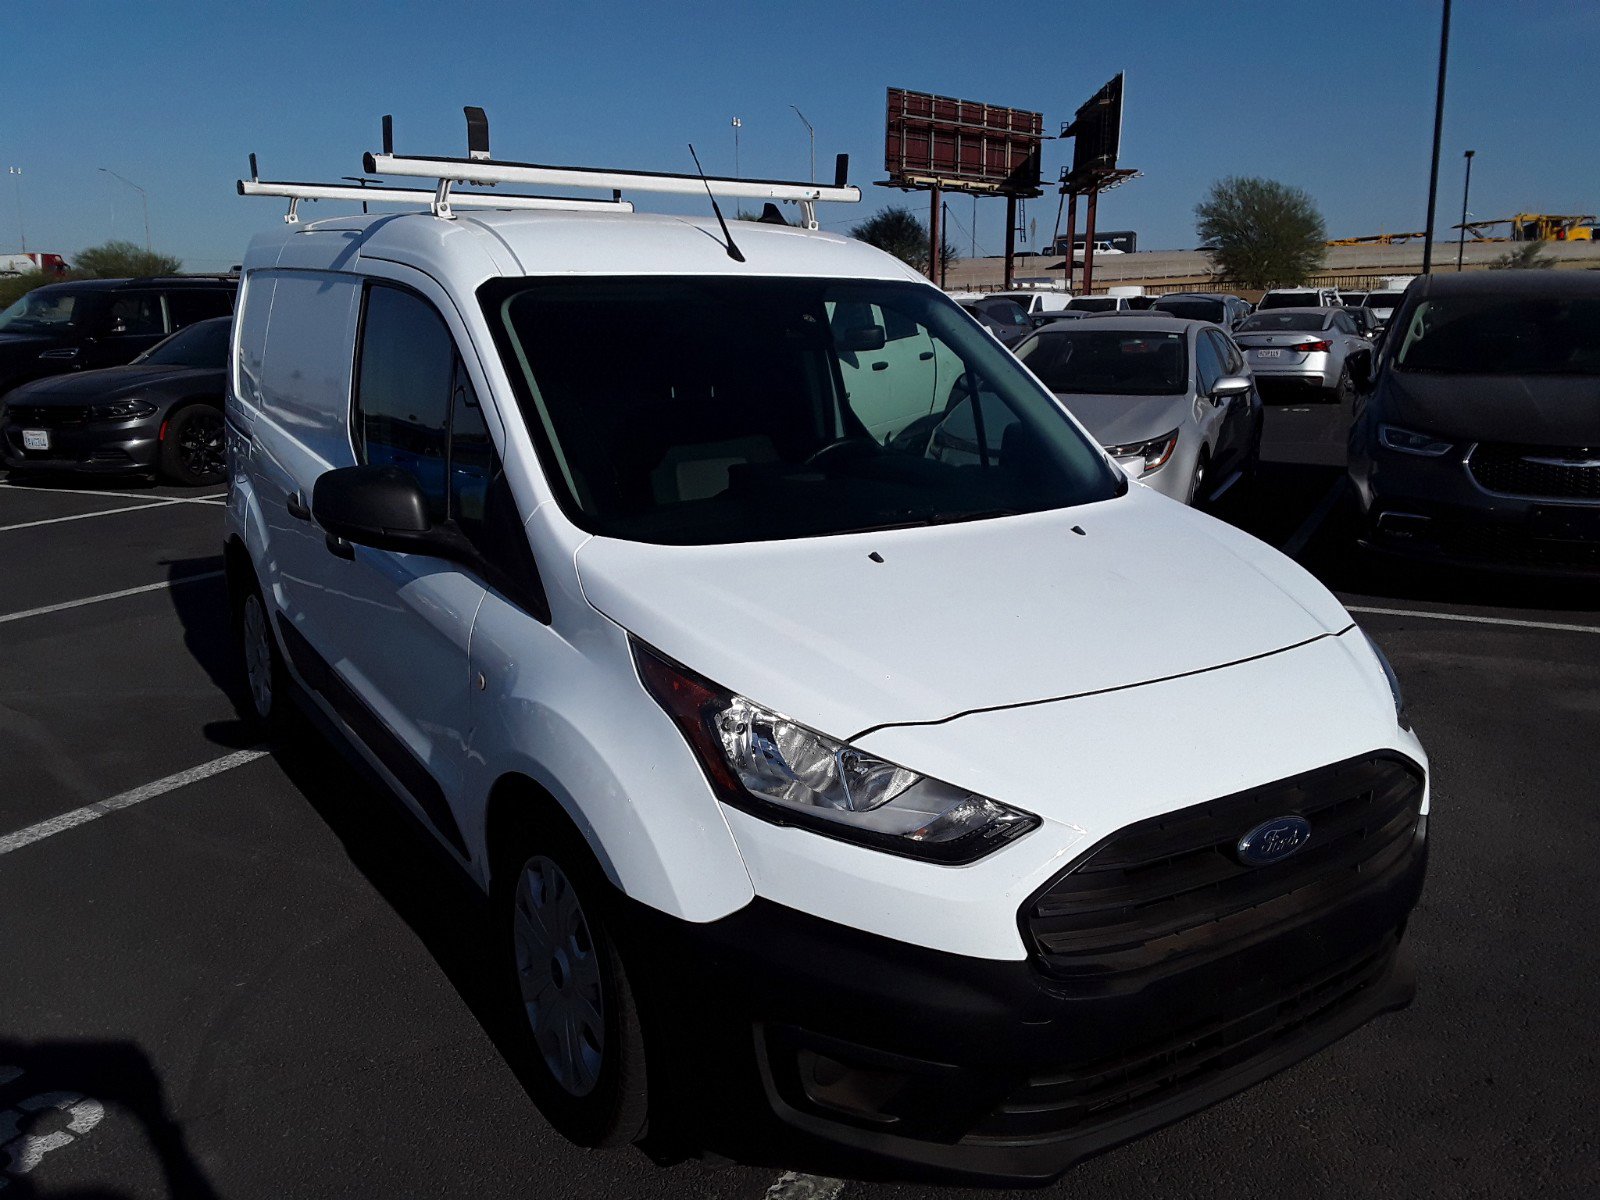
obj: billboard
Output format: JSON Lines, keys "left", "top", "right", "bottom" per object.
{"left": 883, "top": 89, "right": 1043, "bottom": 196}
{"left": 1064, "top": 73, "right": 1124, "bottom": 182}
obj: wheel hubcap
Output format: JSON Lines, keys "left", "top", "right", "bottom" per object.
{"left": 241, "top": 595, "right": 272, "bottom": 718}
{"left": 179, "top": 413, "right": 225, "bottom": 476}
{"left": 513, "top": 856, "right": 604, "bottom": 1097}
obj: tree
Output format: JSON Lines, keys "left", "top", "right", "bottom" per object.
{"left": 1490, "top": 240, "right": 1556, "bottom": 270}
{"left": 849, "top": 207, "right": 959, "bottom": 278}
{"left": 1195, "top": 177, "right": 1326, "bottom": 289}
{"left": 72, "top": 240, "right": 182, "bottom": 279}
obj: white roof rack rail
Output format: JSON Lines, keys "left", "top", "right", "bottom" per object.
{"left": 237, "top": 107, "right": 859, "bottom": 229}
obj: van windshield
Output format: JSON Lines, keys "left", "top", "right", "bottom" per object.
{"left": 1395, "top": 295, "right": 1600, "bottom": 375}
{"left": 482, "top": 277, "right": 1123, "bottom": 545}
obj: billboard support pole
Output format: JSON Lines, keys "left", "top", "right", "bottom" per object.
{"left": 1004, "top": 194, "right": 1017, "bottom": 289}
{"left": 1082, "top": 183, "right": 1100, "bottom": 295}
{"left": 928, "top": 183, "right": 942, "bottom": 283}
{"left": 1062, "top": 190, "right": 1077, "bottom": 293}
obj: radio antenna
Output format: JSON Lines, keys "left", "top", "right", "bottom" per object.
{"left": 687, "top": 143, "right": 745, "bottom": 263}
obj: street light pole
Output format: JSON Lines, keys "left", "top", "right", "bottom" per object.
{"left": 1421, "top": 0, "right": 1452, "bottom": 274}
{"left": 731, "top": 117, "right": 742, "bottom": 178}
{"left": 7, "top": 167, "right": 24, "bottom": 253}
{"left": 790, "top": 106, "right": 815, "bottom": 183}
{"left": 98, "top": 167, "right": 150, "bottom": 251}
{"left": 1457, "top": 149, "right": 1476, "bottom": 271}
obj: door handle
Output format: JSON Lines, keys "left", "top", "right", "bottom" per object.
{"left": 287, "top": 493, "right": 311, "bottom": 521}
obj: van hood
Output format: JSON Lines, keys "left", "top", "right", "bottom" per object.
{"left": 1053, "top": 392, "right": 1193, "bottom": 449}
{"left": 575, "top": 486, "right": 1352, "bottom": 740}
{"left": 1381, "top": 367, "right": 1600, "bottom": 444}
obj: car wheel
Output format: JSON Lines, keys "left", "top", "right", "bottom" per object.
{"left": 160, "top": 404, "right": 226, "bottom": 486}
{"left": 1331, "top": 365, "right": 1355, "bottom": 406}
{"left": 1186, "top": 449, "right": 1211, "bottom": 507}
{"left": 235, "top": 581, "right": 289, "bottom": 730}
{"left": 503, "top": 835, "right": 649, "bottom": 1148}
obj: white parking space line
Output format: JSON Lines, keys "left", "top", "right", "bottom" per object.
{"left": 1348, "top": 605, "right": 1600, "bottom": 635}
{"left": 0, "top": 499, "right": 182, "bottom": 532}
{"left": 0, "top": 570, "right": 224, "bottom": 625}
{"left": 0, "top": 749, "right": 268, "bottom": 856}
{"left": 765, "top": 1172, "right": 846, "bottom": 1200}
{"left": 1280, "top": 476, "right": 1348, "bottom": 560}
{"left": 0, "top": 482, "right": 225, "bottom": 505}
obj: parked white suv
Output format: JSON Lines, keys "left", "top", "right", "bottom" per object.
{"left": 1257, "top": 286, "right": 1343, "bottom": 309}
{"left": 225, "top": 139, "right": 1429, "bottom": 1185}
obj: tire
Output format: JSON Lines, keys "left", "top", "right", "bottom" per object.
{"left": 159, "top": 404, "right": 226, "bottom": 486}
{"left": 1330, "top": 365, "right": 1355, "bottom": 407}
{"left": 1186, "top": 449, "right": 1211, "bottom": 507}
{"left": 235, "top": 577, "right": 289, "bottom": 732}
{"left": 500, "top": 828, "right": 650, "bottom": 1148}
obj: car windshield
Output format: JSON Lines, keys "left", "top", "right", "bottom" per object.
{"left": 1394, "top": 295, "right": 1600, "bottom": 375}
{"left": 0, "top": 287, "right": 91, "bottom": 333}
{"left": 1257, "top": 292, "right": 1322, "bottom": 309}
{"left": 1015, "top": 328, "right": 1188, "bottom": 396}
{"left": 483, "top": 277, "right": 1123, "bottom": 545}
{"left": 135, "top": 318, "right": 230, "bottom": 368}
{"left": 1365, "top": 291, "right": 1403, "bottom": 310}
{"left": 1239, "top": 312, "right": 1329, "bottom": 332}
{"left": 1154, "top": 298, "right": 1225, "bottom": 322}
{"left": 1066, "top": 297, "right": 1117, "bottom": 312}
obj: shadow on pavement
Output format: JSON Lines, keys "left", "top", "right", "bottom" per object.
{"left": 0, "top": 1038, "right": 219, "bottom": 1199}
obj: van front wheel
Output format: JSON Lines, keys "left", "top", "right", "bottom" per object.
{"left": 505, "top": 842, "right": 649, "bottom": 1147}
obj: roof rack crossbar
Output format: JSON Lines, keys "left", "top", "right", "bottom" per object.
{"left": 237, "top": 178, "right": 634, "bottom": 224}
{"left": 362, "top": 151, "right": 860, "bottom": 204}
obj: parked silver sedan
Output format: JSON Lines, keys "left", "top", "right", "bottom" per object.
{"left": 1233, "top": 307, "right": 1374, "bottom": 402}
{"left": 1013, "top": 314, "right": 1263, "bottom": 505}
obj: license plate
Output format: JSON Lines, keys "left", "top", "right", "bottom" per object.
{"left": 1254, "top": 349, "right": 1282, "bottom": 359}
{"left": 22, "top": 429, "right": 50, "bottom": 451}
{"left": 1531, "top": 506, "right": 1600, "bottom": 541}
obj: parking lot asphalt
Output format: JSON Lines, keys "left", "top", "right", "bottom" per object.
{"left": 2, "top": 408, "right": 1597, "bottom": 1199}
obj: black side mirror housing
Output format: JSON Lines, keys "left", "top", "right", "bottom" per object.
{"left": 837, "top": 325, "right": 887, "bottom": 352}
{"left": 312, "top": 464, "right": 476, "bottom": 564}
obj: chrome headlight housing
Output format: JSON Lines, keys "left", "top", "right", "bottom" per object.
{"left": 1106, "top": 429, "right": 1179, "bottom": 473}
{"left": 1378, "top": 424, "right": 1453, "bottom": 457}
{"left": 634, "top": 641, "right": 1039, "bottom": 863}
{"left": 85, "top": 396, "right": 157, "bottom": 422}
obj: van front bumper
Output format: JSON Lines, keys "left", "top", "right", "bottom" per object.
{"left": 631, "top": 817, "right": 1427, "bottom": 1186}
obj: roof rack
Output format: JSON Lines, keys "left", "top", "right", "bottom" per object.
{"left": 239, "top": 107, "right": 859, "bottom": 229}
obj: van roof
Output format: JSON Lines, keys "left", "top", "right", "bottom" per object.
{"left": 245, "top": 208, "right": 923, "bottom": 289}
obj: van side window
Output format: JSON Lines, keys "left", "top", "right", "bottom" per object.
{"left": 449, "top": 361, "right": 494, "bottom": 539}
{"left": 354, "top": 284, "right": 454, "bottom": 520}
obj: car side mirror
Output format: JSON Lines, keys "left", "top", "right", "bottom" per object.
{"left": 837, "top": 325, "right": 887, "bottom": 352}
{"left": 1212, "top": 375, "right": 1252, "bottom": 399}
{"left": 312, "top": 464, "right": 477, "bottom": 564}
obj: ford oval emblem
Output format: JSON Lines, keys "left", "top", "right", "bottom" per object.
{"left": 1236, "top": 816, "right": 1312, "bottom": 867}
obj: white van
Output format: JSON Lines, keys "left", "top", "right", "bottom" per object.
{"left": 226, "top": 126, "right": 1429, "bottom": 1184}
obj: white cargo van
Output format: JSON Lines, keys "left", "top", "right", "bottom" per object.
{"left": 225, "top": 115, "right": 1429, "bottom": 1185}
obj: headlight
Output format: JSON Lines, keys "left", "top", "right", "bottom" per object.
{"left": 633, "top": 640, "right": 1040, "bottom": 864}
{"left": 85, "top": 397, "right": 157, "bottom": 421}
{"left": 1363, "top": 631, "right": 1410, "bottom": 730}
{"left": 1105, "top": 429, "right": 1179, "bottom": 473}
{"left": 1378, "top": 424, "right": 1453, "bottom": 457}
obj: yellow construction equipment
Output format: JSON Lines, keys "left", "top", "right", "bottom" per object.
{"left": 1453, "top": 213, "right": 1596, "bottom": 242}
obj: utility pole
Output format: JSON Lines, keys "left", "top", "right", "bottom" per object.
{"left": 789, "top": 106, "right": 814, "bottom": 182}
{"left": 927, "top": 184, "right": 942, "bottom": 284}
{"left": 941, "top": 201, "right": 950, "bottom": 288}
{"left": 7, "top": 167, "right": 23, "bottom": 253}
{"left": 99, "top": 167, "right": 151, "bottom": 251}
{"left": 731, "top": 117, "right": 742, "bottom": 178}
{"left": 1421, "top": 0, "right": 1452, "bottom": 274}
{"left": 1457, "top": 149, "right": 1476, "bottom": 271}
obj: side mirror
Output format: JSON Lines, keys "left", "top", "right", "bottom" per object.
{"left": 312, "top": 464, "right": 476, "bottom": 564}
{"left": 1212, "top": 375, "right": 1252, "bottom": 399}
{"left": 837, "top": 325, "right": 887, "bottom": 352}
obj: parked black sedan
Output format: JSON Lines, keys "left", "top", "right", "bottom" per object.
{"left": 1350, "top": 271, "right": 1600, "bottom": 573}
{"left": 1, "top": 316, "right": 230, "bottom": 485}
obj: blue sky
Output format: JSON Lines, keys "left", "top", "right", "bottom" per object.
{"left": 5, "top": 0, "right": 1595, "bottom": 270}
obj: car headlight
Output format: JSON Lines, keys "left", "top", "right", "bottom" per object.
{"left": 1378, "top": 424, "right": 1453, "bottom": 457}
{"left": 85, "top": 397, "right": 157, "bottom": 422}
{"left": 633, "top": 640, "right": 1040, "bottom": 863}
{"left": 1363, "top": 631, "right": 1410, "bottom": 730}
{"left": 1105, "top": 428, "right": 1179, "bottom": 473}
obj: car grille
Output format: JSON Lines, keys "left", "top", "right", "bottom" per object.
{"left": 1438, "top": 520, "right": 1600, "bottom": 569}
{"left": 1023, "top": 754, "right": 1424, "bottom": 982}
{"left": 966, "top": 937, "right": 1398, "bottom": 1143}
{"left": 3, "top": 403, "right": 87, "bottom": 426}
{"left": 1469, "top": 443, "right": 1600, "bottom": 501}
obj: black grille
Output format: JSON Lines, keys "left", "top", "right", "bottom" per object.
{"left": 1024, "top": 754, "right": 1424, "bottom": 981}
{"left": 3, "top": 404, "right": 87, "bottom": 426}
{"left": 1470, "top": 443, "right": 1600, "bottom": 501}
{"left": 967, "top": 938, "right": 1397, "bottom": 1142}
{"left": 1437, "top": 519, "right": 1600, "bottom": 570}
